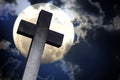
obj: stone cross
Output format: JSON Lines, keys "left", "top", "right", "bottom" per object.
{"left": 17, "top": 10, "right": 64, "bottom": 80}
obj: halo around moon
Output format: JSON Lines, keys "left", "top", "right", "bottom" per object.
{"left": 13, "top": 3, "right": 74, "bottom": 63}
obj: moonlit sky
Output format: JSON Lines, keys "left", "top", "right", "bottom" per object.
{"left": 0, "top": 0, "right": 120, "bottom": 80}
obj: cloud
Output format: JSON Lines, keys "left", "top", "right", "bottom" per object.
{"left": 98, "top": 15, "right": 120, "bottom": 31}
{"left": 0, "top": 40, "right": 19, "bottom": 55}
{"left": 4, "top": 0, "right": 17, "bottom": 4}
{"left": 88, "top": 0, "right": 104, "bottom": 14}
{"left": 0, "top": 57, "right": 22, "bottom": 80}
{"left": 38, "top": 75, "right": 54, "bottom": 80}
{"left": 54, "top": 0, "right": 120, "bottom": 44}
{"left": 55, "top": 0, "right": 104, "bottom": 44}
{"left": 0, "top": 0, "right": 16, "bottom": 16}
{"left": 14, "top": 0, "right": 31, "bottom": 15}
{"left": 0, "top": 40, "right": 11, "bottom": 49}
{"left": 0, "top": 0, "right": 31, "bottom": 16}
{"left": 57, "top": 59, "right": 80, "bottom": 80}
{"left": 60, "top": 0, "right": 80, "bottom": 20}
{"left": 113, "top": 16, "right": 120, "bottom": 30}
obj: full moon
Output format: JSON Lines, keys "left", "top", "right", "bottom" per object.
{"left": 13, "top": 3, "right": 74, "bottom": 63}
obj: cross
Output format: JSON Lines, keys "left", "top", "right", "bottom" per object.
{"left": 17, "top": 10, "right": 64, "bottom": 80}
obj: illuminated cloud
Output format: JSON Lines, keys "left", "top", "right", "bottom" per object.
{"left": 0, "top": 0, "right": 30, "bottom": 16}
{"left": 57, "top": 59, "right": 80, "bottom": 80}
{"left": 0, "top": 40, "right": 11, "bottom": 50}
{"left": 0, "top": 40, "right": 19, "bottom": 55}
{"left": 0, "top": 0, "right": 16, "bottom": 16}
{"left": 14, "top": 0, "right": 31, "bottom": 15}
{"left": 56, "top": 0, "right": 104, "bottom": 44}
{"left": 113, "top": 16, "right": 120, "bottom": 30}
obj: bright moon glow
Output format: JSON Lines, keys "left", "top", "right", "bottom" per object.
{"left": 13, "top": 3, "right": 74, "bottom": 63}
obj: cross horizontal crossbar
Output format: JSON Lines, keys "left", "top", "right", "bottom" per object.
{"left": 17, "top": 20, "right": 64, "bottom": 47}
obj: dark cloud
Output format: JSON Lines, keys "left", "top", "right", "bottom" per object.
{"left": 65, "top": 27, "right": 120, "bottom": 80}
{"left": 4, "top": 0, "right": 17, "bottom": 4}
{"left": 90, "top": 0, "right": 120, "bottom": 24}
{"left": 74, "top": 0, "right": 120, "bottom": 25}
{"left": 76, "top": 0, "right": 100, "bottom": 15}
{"left": 28, "top": 0, "right": 50, "bottom": 4}
{"left": 29, "top": 0, "right": 64, "bottom": 7}
{"left": 50, "top": 0, "right": 64, "bottom": 7}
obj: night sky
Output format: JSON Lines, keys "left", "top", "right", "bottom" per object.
{"left": 0, "top": 0, "right": 120, "bottom": 80}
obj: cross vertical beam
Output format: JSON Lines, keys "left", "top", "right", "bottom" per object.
{"left": 22, "top": 10, "right": 52, "bottom": 80}
{"left": 17, "top": 10, "right": 64, "bottom": 80}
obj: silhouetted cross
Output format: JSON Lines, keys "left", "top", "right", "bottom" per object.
{"left": 17, "top": 10, "right": 64, "bottom": 80}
